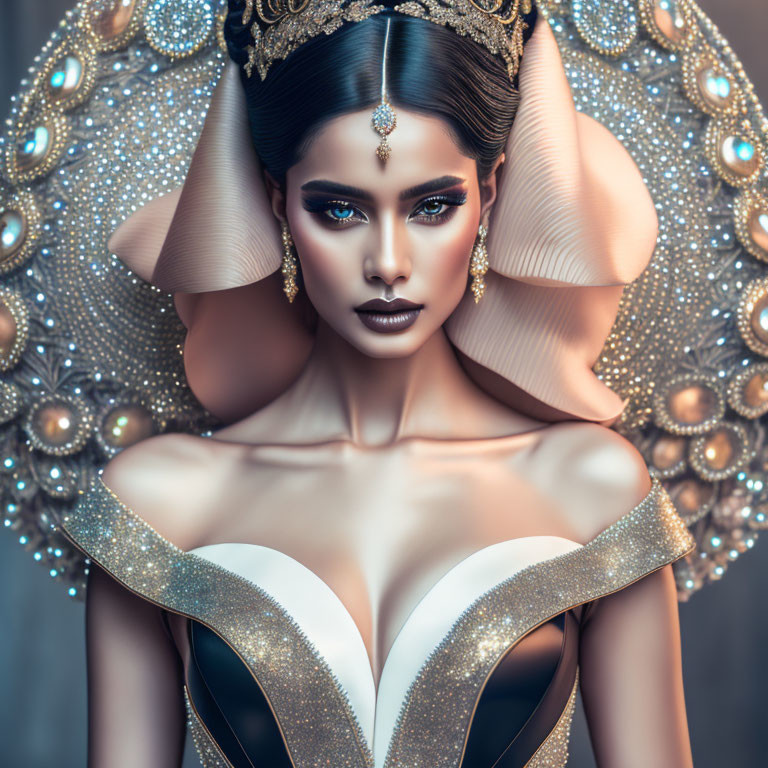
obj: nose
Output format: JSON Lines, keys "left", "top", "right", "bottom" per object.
{"left": 363, "top": 212, "right": 411, "bottom": 287}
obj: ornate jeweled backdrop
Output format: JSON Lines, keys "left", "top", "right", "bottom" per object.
{"left": 0, "top": 1, "right": 766, "bottom": 766}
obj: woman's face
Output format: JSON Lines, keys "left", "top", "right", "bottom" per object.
{"left": 266, "top": 108, "right": 503, "bottom": 358}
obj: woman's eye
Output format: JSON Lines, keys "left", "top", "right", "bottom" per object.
{"left": 417, "top": 200, "right": 448, "bottom": 216}
{"left": 411, "top": 194, "right": 466, "bottom": 223}
{"left": 325, "top": 205, "right": 355, "bottom": 221}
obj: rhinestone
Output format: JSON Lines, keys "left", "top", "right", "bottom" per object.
{"left": 572, "top": 0, "right": 638, "bottom": 56}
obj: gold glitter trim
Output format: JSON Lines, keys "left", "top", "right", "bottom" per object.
{"left": 57, "top": 476, "right": 374, "bottom": 768}
{"left": 384, "top": 476, "right": 696, "bottom": 766}
{"left": 183, "top": 685, "right": 234, "bottom": 768}
{"left": 524, "top": 667, "right": 580, "bottom": 768}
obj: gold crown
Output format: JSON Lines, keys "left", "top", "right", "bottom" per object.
{"left": 240, "top": 0, "right": 530, "bottom": 84}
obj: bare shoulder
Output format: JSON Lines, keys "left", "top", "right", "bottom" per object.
{"left": 100, "top": 433, "right": 236, "bottom": 550}
{"left": 527, "top": 420, "right": 652, "bottom": 543}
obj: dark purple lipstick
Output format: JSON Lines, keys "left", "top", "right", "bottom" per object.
{"left": 354, "top": 297, "right": 424, "bottom": 333}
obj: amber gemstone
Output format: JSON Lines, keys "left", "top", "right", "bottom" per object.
{"left": 701, "top": 428, "right": 739, "bottom": 471}
{"left": 652, "top": 435, "right": 686, "bottom": 469}
{"left": 31, "top": 403, "right": 78, "bottom": 447}
{"left": 749, "top": 291, "right": 768, "bottom": 345}
{"left": 101, "top": 405, "right": 154, "bottom": 448}
{"left": 93, "top": 0, "right": 136, "bottom": 41}
{"left": 667, "top": 384, "right": 717, "bottom": 426}
{"left": 672, "top": 479, "right": 707, "bottom": 515}
{"left": 652, "top": 0, "right": 689, "bottom": 45}
{"left": 747, "top": 207, "right": 768, "bottom": 254}
{"left": 0, "top": 301, "right": 17, "bottom": 357}
{"left": 742, "top": 371, "right": 768, "bottom": 408}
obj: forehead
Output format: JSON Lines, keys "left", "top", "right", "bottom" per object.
{"left": 287, "top": 108, "right": 477, "bottom": 192}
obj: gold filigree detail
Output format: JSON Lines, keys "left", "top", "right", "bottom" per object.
{"left": 242, "top": 0, "right": 527, "bottom": 83}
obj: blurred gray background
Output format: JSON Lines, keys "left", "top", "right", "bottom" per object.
{"left": 1, "top": 1, "right": 766, "bottom": 766}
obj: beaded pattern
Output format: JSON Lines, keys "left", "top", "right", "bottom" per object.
{"left": 384, "top": 475, "right": 695, "bottom": 765}
{"left": 183, "top": 685, "right": 234, "bottom": 768}
{"left": 56, "top": 473, "right": 693, "bottom": 767}
{"left": 524, "top": 668, "right": 579, "bottom": 768}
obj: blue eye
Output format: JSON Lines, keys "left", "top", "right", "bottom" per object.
{"left": 417, "top": 200, "right": 448, "bottom": 216}
{"left": 326, "top": 205, "right": 355, "bottom": 221}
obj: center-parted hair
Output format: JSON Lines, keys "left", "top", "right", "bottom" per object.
{"left": 223, "top": 2, "right": 537, "bottom": 185}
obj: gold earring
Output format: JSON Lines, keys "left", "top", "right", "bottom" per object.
{"left": 281, "top": 220, "right": 299, "bottom": 303}
{"left": 470, "top": 223, "right": 489, "bottom": 303}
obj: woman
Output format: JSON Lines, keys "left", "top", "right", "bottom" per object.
{"left": 52, "top": 1, "right": 700, "bottom": 765}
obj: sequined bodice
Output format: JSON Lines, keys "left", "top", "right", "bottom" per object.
{"left": 57, "top": 475, "right": 695, "bottom": 768}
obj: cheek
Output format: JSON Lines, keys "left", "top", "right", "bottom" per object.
{"left": 288, "top": 215, "right": 359, "bottom": 308}
{"left": 418, "top": 216, "right": 478, "bottom": 299}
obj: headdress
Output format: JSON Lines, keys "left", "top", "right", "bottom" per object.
{"left": 2, "top": 0, "right": 768, "bottom": 610}
{"left": 238, "top": 0, "right": 530, "bottom": 84}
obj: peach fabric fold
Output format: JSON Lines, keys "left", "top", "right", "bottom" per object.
{"left": 486, "top": 16, "right": 658, "bottom": 286}
{"left": 108, "top": 60, "right": 282, "bottom": 293}
{"left": 105, "top": 14, "right": 657, "bottom": 424}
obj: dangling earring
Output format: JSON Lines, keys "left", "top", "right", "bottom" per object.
{"left": 281, "top": 220, "right": 299, "bottom": 303}
{"left": 469, "top": 223, "right": 489, "bottom": 303}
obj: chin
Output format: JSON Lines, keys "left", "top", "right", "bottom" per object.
{"left": 352, "top": 332, "right": 428, "bottom": 358}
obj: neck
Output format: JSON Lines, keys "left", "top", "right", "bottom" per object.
{"left": 270, "top": 317, "right": 535, "bottom": 448}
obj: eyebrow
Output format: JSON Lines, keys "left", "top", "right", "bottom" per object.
{"left": 300, "top": 175, "right": 467, "bottom": 202}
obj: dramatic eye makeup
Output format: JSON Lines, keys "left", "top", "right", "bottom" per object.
{"left": 300, "top": 176, "right": 468, "bottom": 227}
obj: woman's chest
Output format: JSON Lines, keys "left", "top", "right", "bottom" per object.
{"left": 188, "top": 442, "right": 581, "bottom": 678}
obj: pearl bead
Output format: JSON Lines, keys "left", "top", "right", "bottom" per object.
{"left": 15, "top": 124, "right": 52, "bottom": 173}
{"left": 696, "top": 65, "right": 734, "bottom": 110}
{"left": 0, "top": 210, "right": 26, "bottom": 260}
{"left": 46, "top": 55, "right": 84, "bottom": 103}
{"left": 718, "top": 134, "right": 760, "bottom": 179}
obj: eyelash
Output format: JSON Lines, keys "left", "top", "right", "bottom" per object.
{"left": 302, "top": 194, "right": 467, "bottom": 227}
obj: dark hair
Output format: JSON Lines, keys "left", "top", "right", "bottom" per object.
{"left": 224, "top": 2, "right": 537, "bottom": 185}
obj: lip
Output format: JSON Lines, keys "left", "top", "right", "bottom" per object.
{"left": 354, "top": 298, "right": 423, "bottom": 312}
{"left": 354, "top": 297, "right": 424, "bottom": 334}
